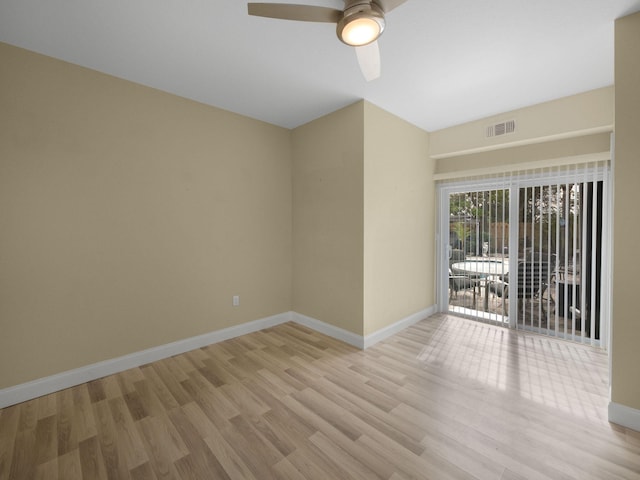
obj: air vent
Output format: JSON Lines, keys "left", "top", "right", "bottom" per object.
{"left": 486, "top": 119, "right": 516, "bottom": 138}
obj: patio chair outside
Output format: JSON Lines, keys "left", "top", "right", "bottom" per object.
{"left": 448, "top": 248, "right": 477, "bottom": 304}
{"left": 488, "top": 259, "right": 550, "bottom": 315}
{"left": 449, "top": 268, "right": 476, "bottom": 301}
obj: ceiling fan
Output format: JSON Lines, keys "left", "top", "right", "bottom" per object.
{"left": 247, "top": 0, "right": 409, "bottom": 81}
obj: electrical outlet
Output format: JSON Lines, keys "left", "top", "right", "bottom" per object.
{"left": 232, "top": 295, "right": 240, "bottom": 307}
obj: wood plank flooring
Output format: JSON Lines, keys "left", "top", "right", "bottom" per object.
{"left": 1, "top": 314, "right": 639, "bottom": 480}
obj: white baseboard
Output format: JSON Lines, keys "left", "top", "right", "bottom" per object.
{"left": 0, "top": 306, "right": 438, "bottom": 409}
{"left": 291, "top": 305, "right": 437, "bottom": 350}
{"left": 609, "top": 402, "right": 640, "bottom": 432}
{"left": 364, "top": 305, "right": 437, "bottom": 348}
{"left": 291, "top": 312, "right": 365, "bottom": 349}
{"left": 0, "top": 312, "right": 291, "bottom": 409}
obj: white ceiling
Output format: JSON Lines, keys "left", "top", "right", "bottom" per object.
{"left": 2, "top": 0, "right": 640, "bottom": 132}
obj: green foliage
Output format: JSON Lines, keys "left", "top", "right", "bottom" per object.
{"left": 449, "top": 185, "right": 582, "bottom": 258}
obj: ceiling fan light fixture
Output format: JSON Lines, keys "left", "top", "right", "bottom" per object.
{"left": 336, "top": 4, "right": 385, "bottom": 46}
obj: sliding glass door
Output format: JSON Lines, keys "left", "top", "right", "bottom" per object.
{"left": 447, "top": 188, "right": 510, "bottom": 325}
{"left": 438, "top": 163, "right": 609, "bottom": 347}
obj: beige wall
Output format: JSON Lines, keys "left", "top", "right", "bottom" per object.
{"left": 612, "top": 12, "right": 640, "bottom": 411}
{"left": 432, "top": 87, "right": 614, "bottom": 191}
{"left": 1, "top": 43, "right": 436, "bottom": 391}
{"left": 291, "top": 102, "right": 365, "bottom": 335}
{"left": 363, "top": 103, "right": 433, "bottom": 335}
{"left": 435, "top": 133, "right": 611, "bottom": 177}
{"left": 0, "top": 43, "right": 292, "bottom": 389}
{"left": 430, "top": 87, "right": 614, "bottom": 159}
{"left": 291, "top": 101, "right": 434, "bottom": 337}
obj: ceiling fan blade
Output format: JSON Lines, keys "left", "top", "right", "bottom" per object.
{"left": 355, "top": 41, "right": 381, "bottom": 82}
{"left": 372, "top": 0, "right": 409, "bottom": 13}
{"left": 247, "top": 3, "right": 342, "bottom": 23}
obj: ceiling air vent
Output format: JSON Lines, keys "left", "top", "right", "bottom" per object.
{"left": 486, "top": 119, "right": 516, "bottom": 138}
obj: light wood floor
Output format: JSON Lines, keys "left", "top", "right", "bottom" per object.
{"left": 1, "top": 314, "right": 639, "bottom": 480}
